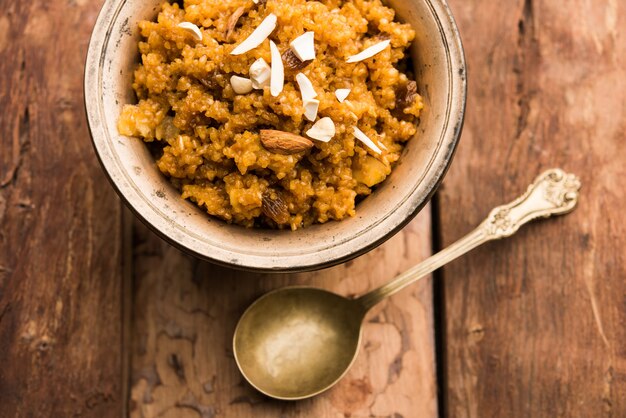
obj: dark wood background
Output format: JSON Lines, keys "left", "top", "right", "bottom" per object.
{"left": 1, "top": 0, "right": 625, "bottom": 417}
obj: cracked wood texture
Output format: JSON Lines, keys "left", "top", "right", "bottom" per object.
{"left": 0, "top": 0, "right": 125, "bottom": 416}
{"left": 441, "top": 0, "right": 626, "bottom": 416}
{"left": 4, "top": 0, "right": 626, "bottom": 417}
{"left": 129, "top": 211, "right": 437, "bottom": 418}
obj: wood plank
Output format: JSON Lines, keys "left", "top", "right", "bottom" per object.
{"left": 0, "top": 1, "right": 125, "bottom": 416}
{"left": 129, "top": 209, "right": 436, "bottom": 417}
{"left": 440, "top": 0, "right": 626, "bottom": 416}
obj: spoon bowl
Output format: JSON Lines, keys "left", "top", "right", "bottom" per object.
{"left": 233, "top": 287, "right": 365, "bottom": 400}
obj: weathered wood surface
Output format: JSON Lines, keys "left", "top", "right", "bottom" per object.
{"left": 129, "top": 210, "right": 437, "bottom": 418}
{"left": 4, "top": 0, "right": 626, "bottom": 416}
{"left": 0, "top": 0, "right": 126, "bottom": 416}
{"left": 440, "top": 0, "right": 626, "bottom": 416}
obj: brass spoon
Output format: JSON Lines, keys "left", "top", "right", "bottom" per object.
{"left": 233, "top": 169, "right": 581, "bottom": 400}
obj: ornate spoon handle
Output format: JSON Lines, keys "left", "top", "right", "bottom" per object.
{"left": 357, "top": 168, "right": 581, "bottom": 310}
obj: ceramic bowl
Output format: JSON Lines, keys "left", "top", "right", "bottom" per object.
{"left": 84, "top": 0, "right": 466, "bottom": 272}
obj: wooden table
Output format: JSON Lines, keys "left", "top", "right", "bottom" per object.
{"left": 1, "top": 0, "right": 625, "bottom": 416}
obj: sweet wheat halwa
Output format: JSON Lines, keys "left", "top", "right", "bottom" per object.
{"left": 118, "top": 0, "right": 423, "bottom": 230}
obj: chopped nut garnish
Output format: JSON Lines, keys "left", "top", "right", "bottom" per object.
{"left": 282, "top": 49, "right": 312, "bottom": 71}
{"left": 303, "top": 99, "right": 320, "bottom": 122}
{"left": 396, "top": 80, "right": 418, "bottom": 110}
{"left": 226, "top": 7, "right": 246, "bottom": 41}
{"left": 230, "top": 75, "right": 253, "bottom": 94}
{"left": 262, "top": 189, "right": 290, "bottom": 225}
{"left": 269, "top": 40, "right": 285, "bottom": 97}
{"left": 290, "top": 32, "right": 316, "bottom": 62}
{"left": 353, "top": 127, "right": 382, "bottom": 154}
{"left": 335, "top": 88, "right": 351, "bottom": 103}
{"left": 306, "top": 117, "right": 336, "bottom": 142}
{"left": 346, "top": 39, "right": 390, "bottom": 63}
{"left": 260, "top": 130, "right": 314, "bottom": 154}
{"left": 231, "top": 13, "right": 277, "bottom": 55}
{"left": 250, "top": 58, "right": 271, "bottom": 89}
{"left": 295, "top": 73, "right": 318, "bottom": 101}
{"left": 177, "top": 22, "right": 203, "bottom": 41}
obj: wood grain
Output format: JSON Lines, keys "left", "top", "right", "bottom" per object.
{"left": 129, "top": 210, "right": 437, "bottom": 418}
{"left": 440, "top": 0, "right": 626, "bottom": 416}
{"left": 0, "top": 0, "right": 125, "bottom": 416}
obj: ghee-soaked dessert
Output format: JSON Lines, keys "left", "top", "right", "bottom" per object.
{"left": 118, "top": 0, "right": 424, "bottom": 230}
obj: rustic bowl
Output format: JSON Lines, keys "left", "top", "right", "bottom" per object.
{"left": 84, "top": 0, "right": 466, "bottom": 272}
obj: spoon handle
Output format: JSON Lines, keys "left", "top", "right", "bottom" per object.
{"left": 357, "top": 168, "right": 582, "bottom": 310}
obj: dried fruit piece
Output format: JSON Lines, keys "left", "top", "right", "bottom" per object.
{"left": 262, "top": 189, "right": 290, "bottom": 225}
{"left": 231, "top": 13, "right": 277, "bottom": 55}
{"left": 195, "top": 72, "right": 218, "bottom": 90}
{"left": 346, "top": 39, "right": 390, "bottom": 63}
{"left": 396, "top": 80, "right": 418, "bottom": 109}
{"left": 306, "top": 117, "right": 336, "bottom": 142}
{"left": 282, "top": 49, "right": 312, "bottom": 71}
{"left": 269, "top": 40, "right": 284, "bottom": 97}
{"left": 230, "top": 75, "right": 253, "bottom": 94}
{"left": 177, "top": 22, "right": 203, "bottom": 41}
{"left": 260, "top": 130, "right": 314, "bottom": 155}
{"left": 226, "top": 7, "right": 246, "bottom": 41}
{"left": 290, "top": 32, "right": 316, "bottom": 61}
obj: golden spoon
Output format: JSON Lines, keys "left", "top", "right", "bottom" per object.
{"left": 233, "top": 169, "right": 581, "bottom": 400}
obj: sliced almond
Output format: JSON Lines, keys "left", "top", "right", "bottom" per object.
{"left": 303, "top": 99, "right": 320, "bottom": 122}
{"left": 295, "top": 73, "right": 318, "bottom": 101}
{"left": 306, "top": 117, "right": 336, "bottom": 142}
{"left": 260, "top": 130, "right": 314, "bottom": 155}
{"left": 262, "top": 189, "right": 290, "bottom": 225}
{"left": 353, "top": 127, "right": 382, "bottom": 154}
{"left": 230, "top": 75, "right": 253, "bottom": 94}
{"left": 231, "top": 13, "right": 277, "bottom": 55}
{"left": 249, "top": 58, "right": 271, "bottom": 89}
{"left": 226, "top": 7, "right": 246, "bottom": 41}
{"left": 282, "top": 49, "right": 312, "bottom": 71}
{"left": 290, "top": 31, "right": 316, "bottom": 62}
{"left": 346, "top": 39, "right": 390, "bottom": 63}
{"left": 269, "top": 40, "right": 284, "bottom": 97}
{"left": 177, "top": 22, "right": 203, "bottom": 41}
{"left": 335, "top": 88, "right": 351, "bottom": 103}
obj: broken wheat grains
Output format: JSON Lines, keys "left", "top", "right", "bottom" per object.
{"left": 118, "top": 0, "right": 423, "bottom": 230}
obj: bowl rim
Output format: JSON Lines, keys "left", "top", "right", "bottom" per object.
{"left": 84, "top": 0, "right": 466, "bottom": 272}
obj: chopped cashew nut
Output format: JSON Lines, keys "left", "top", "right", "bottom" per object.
{"left": 249, "top": 58, "right": 271, "bottom": 89}
{"left": 230, "top": 76, "right": 254, "bottom": 94}
{"left": 306, "top": 117, "right": 336, "bottom": 142}
{"left": 290, "top": 32, "right": 316, "bottom": 61}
